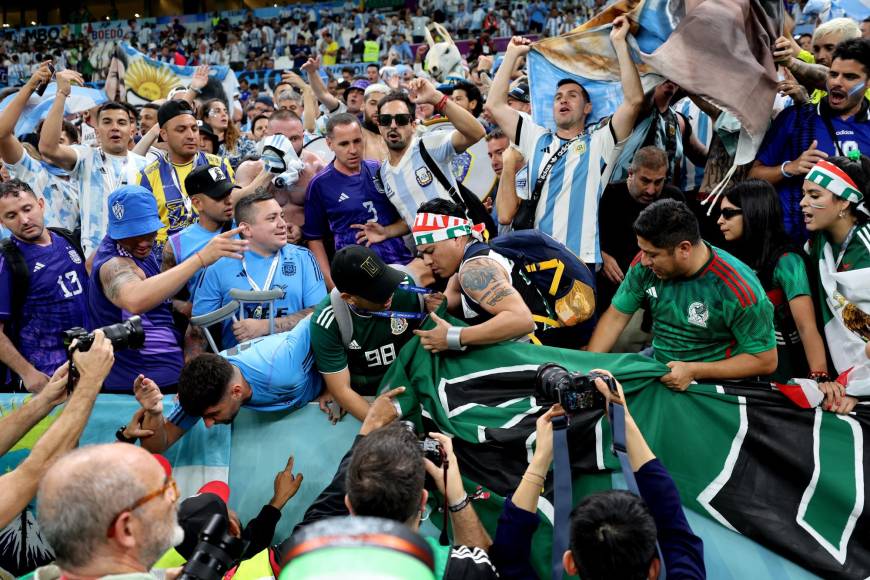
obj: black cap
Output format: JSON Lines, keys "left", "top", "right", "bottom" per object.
{"left": 508, "top": 82, "right": 530, "bottom": 103}
{"left": 197, "top": 122, "right": 220, "bottom": 152}
{"left": 175, "top": 493, "right": 229, "bottom": 560}
{"left": 185, "top": 164, "right": 239, "bottom": 199}
{"left": 157, "top": 99, "right": 195, "bottom": 127}
{"left": 331, "top": 246, "right": 406, "bottom": 304}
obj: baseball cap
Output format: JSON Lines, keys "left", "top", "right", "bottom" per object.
{"left": 175, "top": 481, "right": 232, "bottom": 560}
{"left": 185, "top": 164, "right": 239, "bottom": 200}
{"left": 157, "top": 98, "right": 195, "bottom": 126}
{"left": 256, "top": 94, "right": 274, "bottom": 108}
{"left": 197, "top": 123, "right": 220, "bottom": 152}
{"left": 331, "top": 246, "right": 406, "bottom": 304}
{"left": 508, "top": 82, "right": 530, "bottom": 103}
{"left": 107, "top": 185, "right": 164, "bottom": 240}
{"left": 344, "top": 79, "right": 370, "bottom": 101}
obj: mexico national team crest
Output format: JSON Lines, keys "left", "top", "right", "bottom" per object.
{"left": 415, "top": 167, "right": 433, "bottom": 187}
{"left": 391, "top": 316, "right": 408, "bottom": 335}
{"left": 687, "top": 301, "right": 709, "bottom": 328}
{"left": 68, "top": 249, "right": 82, "bottom": 264}
{"left": 112, "top": 201, "right": 125, "bottom": 220}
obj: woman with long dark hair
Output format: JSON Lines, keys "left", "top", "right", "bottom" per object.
{"left": 717, "top": 179, "right": 829, "bottom": 386}
{"left": 801, "top": 155, "right": 870, "bottom": 414}
{"left": 198, "top": 98, "right": 257, "bottom": 168}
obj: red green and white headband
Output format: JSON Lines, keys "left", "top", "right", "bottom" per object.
{"left": 806, "top": 160, "right": 864, "bottom": 203}
{"left": 412, "top": 213, "right": 484, "bottom": 245}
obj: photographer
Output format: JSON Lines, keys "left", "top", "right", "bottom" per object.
{"left": 0, "top": 331, "right": 114, "bottom": 528}
{"left": 505, "top": 370, "right": 705, "bottom": 579}
{"left": 281, "top": 388, "right": 499, "bottom": 579}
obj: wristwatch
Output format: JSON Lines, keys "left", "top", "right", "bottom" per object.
{"left": 115, "top": 426, "right": 136, "bottom": 444}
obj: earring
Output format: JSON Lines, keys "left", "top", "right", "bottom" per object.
{"left": 839, "top": 210, "right": 846, "bottom": 219}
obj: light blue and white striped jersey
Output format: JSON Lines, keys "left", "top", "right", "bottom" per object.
{"left": 514, "top": 112, "right": 620, "bottom": 264}
{"left": 3, "top": 149, "right": 80, "bottom": 232}
{"left": 675, "top": 98, "right": 713, "bottom": 192}
{"left": 72, "top": 145, "right": 147, "bottom": 257}
{"left": 379, "top": 131, "right": 460, "bottom": 228}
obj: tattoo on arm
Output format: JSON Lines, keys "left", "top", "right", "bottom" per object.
{"left": 460, "top": 259, "right": 516, "bottom": 307}
{"left": 483, "top": 284, "right": 515, "bottom": 307}
{"left": 274, "top": 307, "right": 315, "bottom": 332}
{"left": 161, "top": 242, "right": 177, "bottom": 273}
{"left": 102, "top": 258, "right": 143, "bottom": 301}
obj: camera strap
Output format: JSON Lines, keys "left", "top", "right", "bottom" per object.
{"left": 550, "top": 406, "right": 666, "bottom": 580}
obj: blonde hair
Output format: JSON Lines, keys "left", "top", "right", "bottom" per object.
{"left": 813, "top": 18, "right": 861, "bottom": 45}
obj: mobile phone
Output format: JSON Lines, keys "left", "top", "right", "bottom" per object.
{"left": 35, "top": 64, "right": 55, "bottom": 97}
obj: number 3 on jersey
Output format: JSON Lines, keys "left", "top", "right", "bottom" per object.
{"left": 363, "top": 201, "right": 379, "bottom": 222}
{"left": 364, "top": 343, "right": 396, "bottom": 367}
{"left": 57, "top": 271, "right": 83, "bottom": 298}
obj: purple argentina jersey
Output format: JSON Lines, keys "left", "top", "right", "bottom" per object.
{"left": 0, "top": 231, "right": 89, "bottom": 377}
{"left": 88, "top": 236, "right": 183, "bottom": 392}
{"left": 303, "top": 160, "right": 413, "bottom": 265}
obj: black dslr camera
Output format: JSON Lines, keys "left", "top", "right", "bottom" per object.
{"left": 535, "top": 363, "right": 618, "bottom": 414}
{"left": 63, "top": 316, "right": 146, "bottom": 353}
{"left": 63, "top": 317, "right": 146, "bottom": 392}
{"left": 421, "top": 437, "right": 446, "bottom": 468}
{"left": 179, "top": 513, "right": 247, "bottom": 580}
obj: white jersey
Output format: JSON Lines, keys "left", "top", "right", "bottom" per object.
{"left": 379, "top": 131, "right": 460, "bottom": 228}
{"left": 675, "top": 97, "right": 713, "bottom": 192}
{"left": 72, "top": 145, "right": 148, "bottom": 256}
{"left": 3, "top": 149, "right": 80, "bottom": 232}
{"left": 515, "top": 112, "right": 620, "bottom": 264}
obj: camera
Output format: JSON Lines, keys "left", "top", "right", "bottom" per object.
{"left": 178, "top": 513, "right": 247, "bottom": 580}
{"left": 534, "top": 363, "right": 618, "bottom": 414}
{"left": 63, "top": 316, "right": 146, "bottom": 353}
{"left": 421, "top": 437, "right": 445, "bottom": 468}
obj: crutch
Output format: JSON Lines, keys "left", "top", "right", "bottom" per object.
{"left": 189, "top": 300, "right": 240, "bottom": 354}
{"left": 229, "top": 288, "right": 286, "bottom": 336}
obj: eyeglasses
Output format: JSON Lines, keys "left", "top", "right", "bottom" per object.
{"left": 377, "top": 114, "right": 412, "bottom": 127}
{"left": 719, "top": 208, "right": 743, "bottom": 220}
{"left": 106, "top": 476, "right": 178, "bottom": 537}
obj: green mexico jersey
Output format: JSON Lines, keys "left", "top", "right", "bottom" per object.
{"left": 310, "top": 285, "right": 424, "bottom": 395}
{"left": 768, "top": 252, "right": 812, "bottom": 382}
{"left": 611, "top": 244, "right": 775, "bottom": 364}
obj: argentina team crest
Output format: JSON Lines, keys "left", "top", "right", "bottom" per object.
{"left": 282, "top": 260, "right": 296, "bottom": 276}
{"left": 391, "top": 317, "right": 408, "bottom": 335}
{"left": 68, "top": 249, "right": 82, "bottom": 264}
{"left": 415, "top": 167, "right": 433, "bottom": 187}
{"left": 687, "top": 301, "right": 709, "bottom": 328}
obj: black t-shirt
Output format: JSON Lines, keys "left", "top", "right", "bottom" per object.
{"left": 444, "top": 545, "right": 500, "bottom": 579}
{"left": 598, "top": 181, "right": 685, "bottom": 271}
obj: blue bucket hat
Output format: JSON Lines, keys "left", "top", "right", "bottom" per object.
{"left": 107, "top": 185, "right": 165, "bottom": 240}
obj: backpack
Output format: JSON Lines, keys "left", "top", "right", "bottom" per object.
{"left": 0, "top": 228, "right": 84, "bottom": 386}
{"left": 487, "top": 230, "right": 596, "bottom": 333}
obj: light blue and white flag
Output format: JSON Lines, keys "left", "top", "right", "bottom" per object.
{"left": 0, "top": 84, "right": 107, "bottom": 136}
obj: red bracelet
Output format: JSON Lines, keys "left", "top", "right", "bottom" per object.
{"left": 435, "top": 94, "right": 449, "bottom": 113}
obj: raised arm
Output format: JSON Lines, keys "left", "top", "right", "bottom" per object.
{"left": 483, "top": 37, "right": 530, "bottom": 144}
{"left": 283, "top": 71, "right": 318, "bottom": 134}
{"left": 0, "top": 364, "right": 69, "bottom": 455}
{"left": 0, "top": 62, "right": 53, "bottom": 164}
{"left": 133, "top": 122, "right": 160, "bottom": 157}
{"left": 496, "top": 148, "right": 523, "bottom": 225}
{"left": 608, "top": 15, "right": 645, "bottom": 143}
{"left": 38, "top": 69, "right": 84, "bottom": 171}
{"left": 133, "top": 374, "right": 185, "bottom": 453}
{"left": 301, "top": 57, "right": 341, "bottom": 113}
{"left": 0, "top": 332, "right": 114, "bottom": 529}
{"left": 100, "top": 227, "right": 247, "bottom": 314}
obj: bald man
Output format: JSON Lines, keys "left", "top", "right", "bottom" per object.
{"left": 35, "top": 443, "right": 183, "bottom": 579}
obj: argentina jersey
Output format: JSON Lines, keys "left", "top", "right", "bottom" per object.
{"left": 72, "top": 145, "right": 147, "bottom": 256}
{"left": 378, "top": 131, "right": 460, "bottom": 228}
{"left": 168, "top": 222, "right": 228, "bottom": 297}
{"left": 515, "top": 112, "right": 620, "bottom": 264}
{"left": 4, "top": 150, "right": 80, "bottom": 232}
{"left": 676, "top": 98, "right": 713, "bottom": 192}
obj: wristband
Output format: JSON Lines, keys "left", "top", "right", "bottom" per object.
{"left": 448, "top": 493, "right": 471, "bottom": 512}
{"left": 194, "top": 251, "right": 205, "bottom": 269}
{"left": 189, "top": 86, "right": 202, "bottom": 95}
{"left": 521, "top": 475, "right": 546, "bottom": 492}
{"left": 446, "top": 326, "right": 466, "bottom": 351}
{"left": 781, "top": 161, "right": 795, "bottom": 178}
{"left": 809, "top": 371, "right": 831, "bottom": 383}
{"left": 115, "top": 425, "right": 136, "bottom": 444}
{"left": 435, "top": 94, "right": 449, "bottom": 113}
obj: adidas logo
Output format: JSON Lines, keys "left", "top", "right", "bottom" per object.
{"left": 338, "top": 193, "right": 349, "bottom": 202}
{"left": 646, "top": 287, "right": 658, "bottom": 299}
{"left": 348, "top": 340, "right": 361, "bottom": 350}
{"left": 33, "top": 262, "right": 45, "bottom": 272}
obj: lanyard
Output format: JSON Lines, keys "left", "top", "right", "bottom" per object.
{"left": 398, "top": 283, "right": 432, "bottom": 295}
{"left": 167, "top": 156, "right": 198, "bottom": 215}
{"left": 835, "top": 225, "right": 857, "bottom": 269}
{"left": 242, "top": 252, "right": 281, "bottom": 292}
{"left": 99, "top": 150, "right": 134, "bottom": 194}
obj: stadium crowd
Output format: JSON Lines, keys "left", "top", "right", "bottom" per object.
{"left": 1, "top": 0, "right": 869, "bottom": 579}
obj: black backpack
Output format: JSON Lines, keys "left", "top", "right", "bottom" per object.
{"left": 0, "top": 228, "right": 84, "bottom": 387}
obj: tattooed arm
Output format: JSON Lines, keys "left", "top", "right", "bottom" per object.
{"left": 161, "top": 242, "right": 193, "bottom": 317}
{"left": 456, "top": 257, "right": 535, "bottom": 345}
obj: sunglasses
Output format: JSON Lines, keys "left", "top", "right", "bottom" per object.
{"left": 377, "top": 114, "right": 412, "bottom": 127}
{"left": 720, "top": 208, "right": 743, "bottom": 220}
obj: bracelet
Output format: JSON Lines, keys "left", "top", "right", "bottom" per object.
{"left": 115, "top": 425, "right": 136, "bottom": 444}
{"left": 445, "top": 326, "right": 466, "bottom": 351}
{"left": 524, "top": 470, "right": 546, "bottom": 481}
{"left": 189, "top": 86, "right": 202, "bottom": 95}
{"left": 435, "top": 94, "right": 450, "bottom": 113}
{"left": 194, "top": 251, "right": 205, "bottom": 269}
{"left": 57, "top": 90, "right": 70, "bottom": 98}
{"left": 809, "top": 371, "right": 831, "bottom": 383}
{"left": 448, "top": 493, "right": 471, "bottom": 512}
{"left": 521, "top": 475, "right": 545, "bottom": 492}
{"left": 781, "top": 161, "right": 794, "bottom": 178}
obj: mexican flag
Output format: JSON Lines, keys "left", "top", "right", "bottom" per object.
{"left": 381, "top": 318, "right": 869, "bottom": 578}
